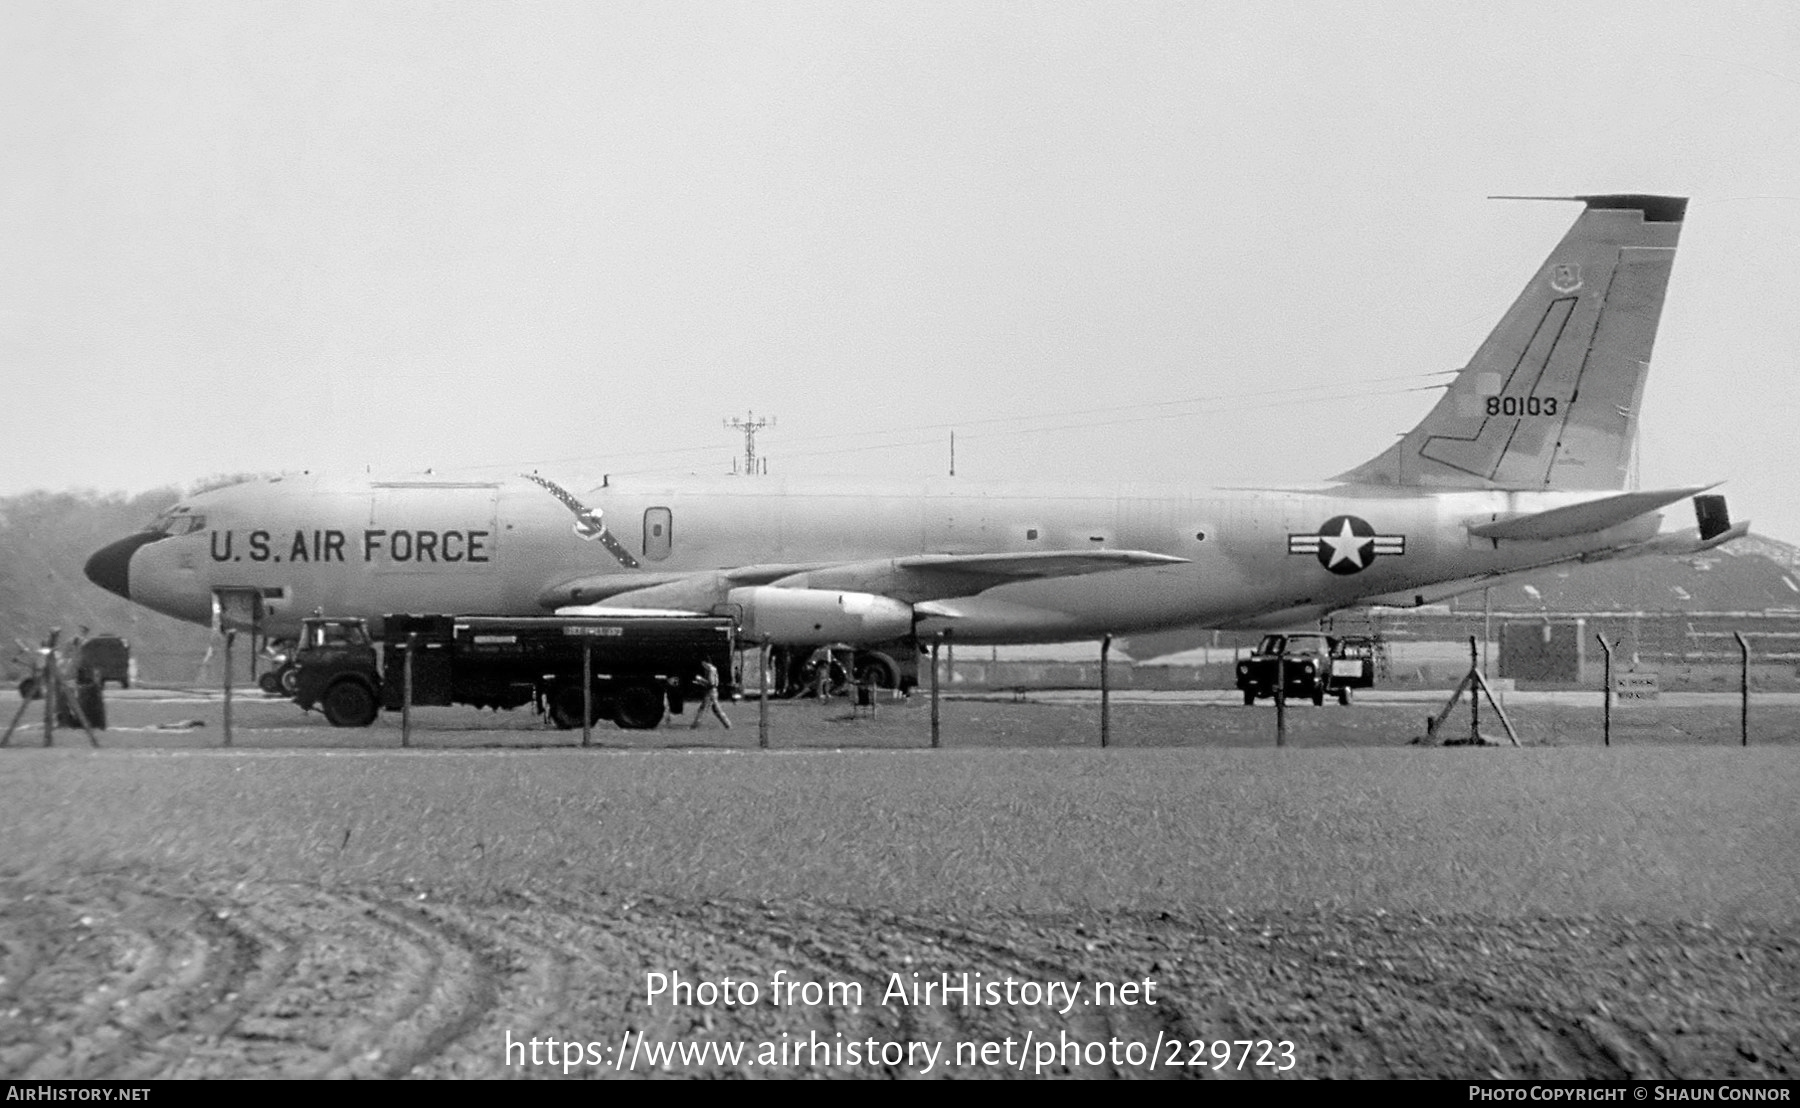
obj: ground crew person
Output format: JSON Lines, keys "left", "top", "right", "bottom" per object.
{"left": 808, "top": 645, "right": 834, "bottom": 700}
{"left": 691, "top": 658, "right": 732, "bottom": 729}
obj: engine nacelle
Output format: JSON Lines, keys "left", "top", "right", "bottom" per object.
{"left": 726, "top": 586, "right": 914, "bottom": 645}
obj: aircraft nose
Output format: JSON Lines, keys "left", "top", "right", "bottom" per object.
{"left": 84, "top": 532, "right": 167, "bottom": 600}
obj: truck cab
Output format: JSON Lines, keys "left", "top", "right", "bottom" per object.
{"left": 291, "top": 617, "right": 382, "bottom": 726}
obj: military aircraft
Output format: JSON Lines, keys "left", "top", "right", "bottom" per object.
{"left": 86, "top": 194, "right": 1744, "bottom": 683}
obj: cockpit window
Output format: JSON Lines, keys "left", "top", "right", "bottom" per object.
{"left": 146, "top": 509, "right": 206, "bottom": 535}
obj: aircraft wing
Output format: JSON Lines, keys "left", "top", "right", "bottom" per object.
{"left": 891, "top": 550, "right": 1186, "bottom": 576}
{"left": 539, "top": 563, "right": 844, "bottom": 607}
{"left": 763, "top": 549, "right": 1188, "bottom": 603}
{"left": 541, "top": 549, "right": 1187, "bottom": 612}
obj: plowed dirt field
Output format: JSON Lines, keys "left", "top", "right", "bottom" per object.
{"left": 2, "top": 693, "right": 1795, "bottom": 1079}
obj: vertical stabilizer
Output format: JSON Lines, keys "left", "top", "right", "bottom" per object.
{"left": 1335, "top": 194, "right": 1684, "bottom": 491}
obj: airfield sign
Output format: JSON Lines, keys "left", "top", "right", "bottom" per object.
{"left": 1614, "top": 672, "right": 1660, "bottom": 704}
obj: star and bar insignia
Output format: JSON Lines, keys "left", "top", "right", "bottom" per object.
{"left": 1288, "top": 515, "right": 1405, "bottom": 575}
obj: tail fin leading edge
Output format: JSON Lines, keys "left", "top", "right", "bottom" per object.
{"left": 1335, "top": 194, "right": 1685, "bottom": 491}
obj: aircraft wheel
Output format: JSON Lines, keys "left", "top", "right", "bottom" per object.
{"left": 1242, "top": 688, "right": 1256, "bottom": 706}
{"left": 613, "top": 686, "right": 665, "bottom": 730}
{"left": 1337, "top": 687, "right": 1352, "bottom": 706}
{"left": 258, "top": 671, "right": 281, "bottom": 695}
{"left": 19, "top": 677, "right": 40, "bottom": 701}
{"left": 854, "top": 651, "right": 901, "bottom": 691}
{"left": 322, "top": 680, "right": 379, "bottom": 728}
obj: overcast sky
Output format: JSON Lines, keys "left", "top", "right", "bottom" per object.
{"left": 4, "top": 2, "right": 1797, "bottom": 540}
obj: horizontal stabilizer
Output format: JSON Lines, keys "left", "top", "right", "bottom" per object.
{"left": 1466, "top": 486, "right": 1712, "bottom": 541}
{"left": 1318, "top": 518, "right": 1746, "bottom": 615}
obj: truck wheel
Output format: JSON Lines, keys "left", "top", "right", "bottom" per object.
{"left": 322, "top": 680, "right": 379, "bottom": 728}
{"left": 1337, "top": 687, "right": 1352, "bottom": 706}
{"left": 1311, "top": 686, "right": 1325, "bottom": 707}
{"left": 19, "top": 677, "right": 40, "bottom": 701}
{"left": 278, "top": 663, "right": 300, "bottom": 696}
{"left": 548, "top": 689, "right": 580, "bottom": 729}
{"left": 1242, "top": 688, "right": 1256, "bottom": 706}
{"left": 548, "top": 686, "right": 603, "bottom": 730}
{"left": 613, "top": 686, "right": 665, "bottom": 730}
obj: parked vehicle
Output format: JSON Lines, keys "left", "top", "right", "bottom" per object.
{"left": 1236, "top": 632, "right": 1377, "bottom": 706}
{"left": 257, "top": 643, "right": 299, "bottom": 696}
{"left": 290, "top": 612, "right": 736, "bottom": 730}
{"left": 13, "top": 634, "right": 130, "bottom": 699}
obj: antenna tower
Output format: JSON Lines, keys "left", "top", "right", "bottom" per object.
{"left": 724, "top": 411, "right": 775, "bottom": 475}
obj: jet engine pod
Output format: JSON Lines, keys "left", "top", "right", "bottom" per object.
{"left": 726, "top": 586, "right": 914, "bottom": 645}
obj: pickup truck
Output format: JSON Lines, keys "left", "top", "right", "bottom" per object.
{"left": 1236, "top": 632, "right": 1377, "bottom": 706}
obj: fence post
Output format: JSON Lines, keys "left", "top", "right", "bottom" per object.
{"left": 1734, "top": 631, "right": 1750, "bottom": 747}
{"left": 1099, "top": 634, "right": 1112, "bottom": 748}
{"left": 1274, "top": 655, "right": 1286, "bottom": 748}
{"left": 402, "top": 632, "right": 416, "bottom": 749}
{"left": 929, "top": 636, "right": 941, "bottom": 749}
{"left": 42, "top": 632, "right": 58, "bottom": 748}
{"left": 1595, "top": 634, "right": 1613, "bottom": 747}
{"left": 223, "top": 629, "right": 234, "bottom": 748}
{"left": 758, "top": 638, "right": 770, "bottom": 750}
{"left": 580, "top": 637, "right": 592, "bottom": 748}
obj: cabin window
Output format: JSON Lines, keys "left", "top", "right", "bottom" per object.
{"left": 643, "top": 507, "right": 673, "bottom": 561}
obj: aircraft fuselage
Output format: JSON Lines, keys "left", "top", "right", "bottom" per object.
{"left": 100, "top": 472, "right": 1665, "bottom": 644}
